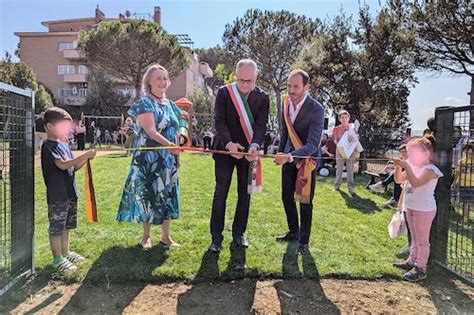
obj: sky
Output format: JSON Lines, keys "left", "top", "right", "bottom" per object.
{"left": 0, "top": 0, "right": 470, "bottom": 131}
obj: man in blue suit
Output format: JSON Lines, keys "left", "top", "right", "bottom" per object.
{"left": 274, "top": 69, "right": 325, "bottom": 254}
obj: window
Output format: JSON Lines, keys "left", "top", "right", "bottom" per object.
{"left": 187, "top": 70, "right": 196, "bottom": 83}
{"left": 58, "top": 88, "right": 73, "bottom": 97}
{"left": 58, "top": 42, "right": 74, "bottom": 51}
{"left": 59, "top": 87, "right": 86, "bottom": 98}
{"left": 78, "top": 65, "right": 89, "bottom": 75}
{"left": 79, "top": 89, "right": 87, "bottom": 98}
{"left": 58, "top": 65, "right": 75, "bottom": 75}
{"left": 116, "top": 88, "right": 136, "bottom": 98}
{"left": 198, "top": 76, "right": 204, "bottom": 88}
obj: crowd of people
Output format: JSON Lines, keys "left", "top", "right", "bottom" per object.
{"left": 35, "top": 116, "right": 137, "bottom": 153}
{"left": 39, "top": 59, "right": 445, "bottom": 284}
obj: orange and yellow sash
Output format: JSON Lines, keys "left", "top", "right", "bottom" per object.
{"left": 283, "top": 95, "right": 316, "bottom": 204}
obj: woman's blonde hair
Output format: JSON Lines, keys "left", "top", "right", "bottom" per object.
{"left": 141, "top": 64, "right": 170, "bottom": 96}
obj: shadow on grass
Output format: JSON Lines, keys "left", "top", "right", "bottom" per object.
{"left": 338, "top": 190, "right": 381, "bottom": 213}
{"left": 57, "top": 244, "right": 168, "bottom": 314}
{"left": 193, "top": 250, "right": 220, "bottom": 281}
{"left": 282, "top": 242, "right": 320, "bottom": 278}
{"left": 193, "top": 243, "right": 259, "bottom": 281}
{"left": 278, "top": 243, "right": 340, "bottom": 313}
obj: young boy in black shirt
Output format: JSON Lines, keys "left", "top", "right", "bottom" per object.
{"left": 41, "top": 107, "right": 96, "bottom": 271}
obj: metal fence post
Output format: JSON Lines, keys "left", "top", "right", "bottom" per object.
{"left": 432, "top": 106, "right": 454, "bottom": 264}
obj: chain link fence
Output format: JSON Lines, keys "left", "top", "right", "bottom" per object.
{"left": 0, "top": 83, "right": 35, "bottom": 296}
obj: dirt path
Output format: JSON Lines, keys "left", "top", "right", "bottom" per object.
{"left": 3, "top": 275, "right": 473, "bottom": 314}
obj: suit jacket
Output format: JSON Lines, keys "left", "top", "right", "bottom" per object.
{"left": 278, "top": 95, "right": 325, "bottom": 159}
{"left": 213, "top": 85, "right": 270, "bottom": 151}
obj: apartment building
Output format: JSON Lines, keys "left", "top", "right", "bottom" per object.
{"left": 14, "top": 6, "right": 213, "bottom": 109}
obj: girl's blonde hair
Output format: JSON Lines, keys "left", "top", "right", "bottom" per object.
{"left": 141, "top": 64, "right": 170, "bottom": 96}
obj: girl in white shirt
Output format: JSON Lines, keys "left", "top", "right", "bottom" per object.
{"left": 392, "top": 135, "right": 443, "bottom": 282}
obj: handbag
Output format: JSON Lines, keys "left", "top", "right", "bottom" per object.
{"left": 388, "top": 212, "right": 407, "bottom": 239}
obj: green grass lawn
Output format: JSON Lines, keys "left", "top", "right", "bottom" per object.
{"left": 33, "top": 153, "right": 407, "bottom": 283}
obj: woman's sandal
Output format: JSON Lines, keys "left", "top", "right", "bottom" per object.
{"left": 159, "top": 239, "right": 181, "bottom": 249}
{"left": 140, "top": 237, "right": 152, "bottom": 250}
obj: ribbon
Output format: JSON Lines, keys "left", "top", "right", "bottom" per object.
{"left": 84, "top": 160, "right": 98, "bottom": 223}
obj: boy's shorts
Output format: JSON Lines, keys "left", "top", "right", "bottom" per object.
{"left": 48, "top": 199, "right": 78, "bottom": 235}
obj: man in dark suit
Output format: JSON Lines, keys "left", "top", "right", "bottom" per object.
{"left": 209, "top": 59, "right": 270, "bottom": 253}
{"left": 274, "top": 69, "right": 325, "bottom": 254}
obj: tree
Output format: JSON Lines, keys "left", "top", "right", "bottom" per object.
{"left": 77, "top": 19, "right": 190, "bottom": 99}
{"left": 296, "top": 6, "right": 417, "bottom": 156}
{"left": 397, "top": 1, "right": 473, "bottom": 104}
{"left": 195, "top": 46, "right": 234, "bottom": 71}
{"left": 82, "top": 73, "right": 131, "bottom": 116}
{"left": 214, "top": 63, "right": 236, "bottom": 85}
{"left": 223, "top": 9, "right": 321, "bottom": 127}
{"left": 194, "top": 46, "right": 235, "bottom": 93}
{"left": 187, "top": 88, "right": 215, "bottom": 132}
{"left": 0, "top": 52, "right": 54, "bottom": 113}
{"left": 36, "top": 84, "right": 56, "bottom": 113}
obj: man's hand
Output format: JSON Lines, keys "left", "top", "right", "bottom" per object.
{"left": 227, "top": 142, "right": 245, "bottom": 159}
{"left": 274, "top": 153, "right": 290, "bottom": 165}
{"left": 245, "top": 145, "right": 260, "bottom": 162}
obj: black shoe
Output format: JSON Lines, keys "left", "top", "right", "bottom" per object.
{"left": 276, "top": 231, "right": 299, "bottom": 242}
{"left": 233, "top": 236, "right": 249, "bottom": 248}
{"left": 209, "top": 242, "right": 222, "bottom": 253}
{"left": 403, "top": 267, "right": 427, "bottom": 282}
{"left": 396, "top": 247, "right": 410, "bottom": 259}
{"left": 393, "top": 261, "right": 414, "bottom": 271}
{"left": 296, "top": 244, "right": 309, "bottom": 255}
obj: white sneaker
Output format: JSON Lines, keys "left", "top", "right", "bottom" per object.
{"left": 383, "top": 198, "right": 398, "bottom": 208}
{"left": 53, "top": 257, "right": 77, "bottom": 272}
{"left": 65, "top": 252, "right": 85, "bottom": 264}
{"left": 369, "top": 182, "right": 385, "bottom": 193}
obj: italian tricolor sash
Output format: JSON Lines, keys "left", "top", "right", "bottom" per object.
{"left": 283, "top": 95, "right": 316, "bottom": 204}
{"left": 226, "top": 83, "right": 263, "bottom": 194}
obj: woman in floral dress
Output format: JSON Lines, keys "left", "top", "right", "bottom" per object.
{"left": 117, "top": 64, "right": 187, "bottom": 249}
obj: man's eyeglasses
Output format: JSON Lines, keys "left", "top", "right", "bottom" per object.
{"left": 237, "top": 78, "right": 254, "bottom": 85}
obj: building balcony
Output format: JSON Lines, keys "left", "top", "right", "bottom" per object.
{"left": 62, "top": 49, "right": 85, "bottom": 60}
{"left": 59, "top": 97, "right": 86, "bottom": 106}
{"left": 63, "top": 74, "right": 89, "bottom": 83}
{"left": 199, "top": 62, "right": 213, "bottom": 79}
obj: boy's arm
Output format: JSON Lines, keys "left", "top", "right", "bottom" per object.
{"left": 75, "top": 156, "right": 92, "bottom": 171}
{"left": 54, "top": 150, "right": 94, "bottom": 171}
